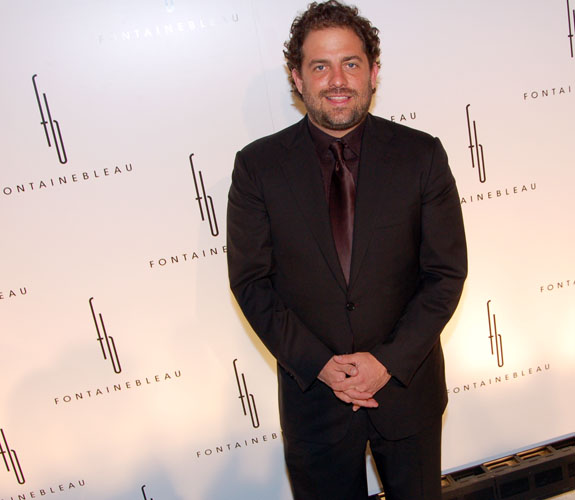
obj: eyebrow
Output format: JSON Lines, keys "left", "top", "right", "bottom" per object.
{"left": 307, "top": 55, "right": 363, "bottom": 66}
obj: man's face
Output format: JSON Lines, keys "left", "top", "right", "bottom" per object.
{"left": 292, "top": 27, "right": 379, "bottom": 138}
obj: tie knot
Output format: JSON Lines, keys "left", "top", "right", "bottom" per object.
{"left": 329, "top": 140, "right": 346, "bottom": 164}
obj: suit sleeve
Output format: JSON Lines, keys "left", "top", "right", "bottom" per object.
{"left": 370, "top": 138, "right": 467, "bottom": 387}
{"left": 227, "top": 150, "right": 334, "bottom": 391}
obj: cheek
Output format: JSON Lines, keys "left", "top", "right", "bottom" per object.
{"left": 303, "top": 79, "right": 322, "bottom": 96}
{"left": 309, "top": 72, "right": 330, "bottom": 86}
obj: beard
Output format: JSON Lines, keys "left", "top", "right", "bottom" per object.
{"left": 301, "top": 84, "right": 374, "bottom": 132}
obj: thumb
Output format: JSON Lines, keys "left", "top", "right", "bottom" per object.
{"left": 333, "top": 356, "right": 358, "bottom": 376}
{"left": 333, "top": 354, "right": 352, "bottom": 364}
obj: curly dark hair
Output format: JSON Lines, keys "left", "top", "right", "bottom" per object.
{"left": 284, "top": 0, "right": 381, "bottom": 97}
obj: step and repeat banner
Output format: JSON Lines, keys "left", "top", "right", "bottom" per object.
{"left": 1, "top": 0, "right": 573, "bottom": 498}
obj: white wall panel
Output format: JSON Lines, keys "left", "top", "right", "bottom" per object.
{"left": 1, "top": 1, "right": 573, "bottom": 498}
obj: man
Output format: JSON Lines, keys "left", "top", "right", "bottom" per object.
{"left": 227, "top": 1, "right": 467, "bottom": 498}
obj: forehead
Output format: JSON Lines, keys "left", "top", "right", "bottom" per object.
{"left": 301, "top": 27, "right": 367, "bottom": 61}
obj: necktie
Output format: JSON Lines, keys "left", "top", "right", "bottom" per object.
{"left": 329, "top": 140, "right": 356, "bottom": 284}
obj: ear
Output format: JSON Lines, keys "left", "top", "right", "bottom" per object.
{"left": 370, "top": 62, "right": 379, "bottom": 90}
{"left": 292, "top": 68, "right": 304, "bottom": 94}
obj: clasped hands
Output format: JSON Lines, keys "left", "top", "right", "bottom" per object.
{"left": 318, "top": 353, "right": 391, "bottom": 412}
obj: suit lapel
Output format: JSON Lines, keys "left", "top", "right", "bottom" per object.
{"left": 349, "top": 115, "right": 397, "bottom": 288}
{"left": 278, "top": 115, "right": 399, "bottom": 292}
{"left": 279, "top": 118, "right": 348, "bottom": 292}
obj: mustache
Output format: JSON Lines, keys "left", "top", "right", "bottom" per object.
{"left": 320, "top": 87, "right": 359, "bottom": 98}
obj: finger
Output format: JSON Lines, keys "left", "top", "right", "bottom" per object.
{"left": 333, "top": 391, "right": 353, "bottom": 404}
{"left": 336, "top": 391, "right": 378, "bottom": 409}
{"left": 349, "top": 397, "right": 378, "bottom": 408}
{"left": 337, "top": 363, "right": 358, "bottom": 377}
{"left": 330, "top": 379, "right": 357, "bottom": 393}
{"left": 330, "top": 371, "right": 347, "bottom": 383}
{"left": 333, "top": 354, "right": 357, "bottom": 365}
{"left": 331, "top": 376, "right": 368, "bottom": 393}
{"left": 347, "top": 399, "right": 378, "bottom": 409}
{"left": 334, "top": 392, "right": 379, "bottom": 408}
{"left": 342, "top": 388, "right": 375, "bottom": 400}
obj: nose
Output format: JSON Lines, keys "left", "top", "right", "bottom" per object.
{"left": 328, "top": 65, "right": 347, "bottom": 88}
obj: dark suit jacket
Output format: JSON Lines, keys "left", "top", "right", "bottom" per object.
{"left": 227, "top": 114, "right": 467, "bottom": 443}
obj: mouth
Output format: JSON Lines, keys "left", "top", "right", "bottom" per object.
{"left": 326, "top": 95, "right": 351, "bottom": 103}
{"left": 322, "top": 88, "right": 356, "bottom": 105}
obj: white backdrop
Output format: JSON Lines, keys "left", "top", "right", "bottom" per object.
{"left": 1, "top": 1, "right": 574, "bottom": 498}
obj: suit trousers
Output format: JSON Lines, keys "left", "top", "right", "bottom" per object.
{"left": 283, "top": 409, "right": 443, "bottom": 500}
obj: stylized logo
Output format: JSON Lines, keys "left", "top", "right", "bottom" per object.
{"left": 0, "top": 428, "right": 25, "bottom": 485}
{"left": 89, "top": 297, "right": 122, "bottom": 374}
{"left": 165, "top": 0, "right": 175, "bottom": 13}
{"left": 465, "top": 104, "right": 486, "bottom": 183}
{"left": 233, "top": 359, "right": 259, "bottom": 428}
{"left": 141, "top": 484, "right": 154, "bottom": 499}
{"left": 189, "top": 153, "right": 219, "bottom": 237}
{"left": 486, "top": 300, "right": 504, "bottom": 367}
{"left": 32, "top": 74, "right": 67, "bottom": 164}
{"left": 567, "top": 0, "right": 575, "bottom": 58}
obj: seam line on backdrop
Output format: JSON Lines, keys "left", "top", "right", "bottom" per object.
{"left": 250, "top": 0, "right": 277, "bottom": 132}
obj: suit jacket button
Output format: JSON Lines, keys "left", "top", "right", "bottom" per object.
{"left": 346, "top": 302, "right": 356, "bottom": 311}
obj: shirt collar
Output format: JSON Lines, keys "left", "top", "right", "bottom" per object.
{"left": 307, "top": 116, "right": 365, "bottom": 161}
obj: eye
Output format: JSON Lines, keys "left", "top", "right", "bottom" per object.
{"left": 314, "top": 64, "right": 325, "bottom": 71}
{"left": 346, "top": 62, "right": 357, "bottom": 69}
